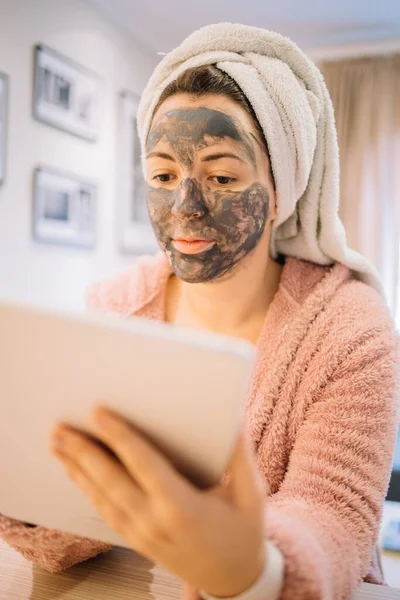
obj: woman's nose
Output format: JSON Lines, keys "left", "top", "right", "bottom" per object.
{"left": 171, "top": 179, "right": 207, "bottom": 220}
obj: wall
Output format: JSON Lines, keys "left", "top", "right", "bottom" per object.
{"left": 0, "top": 0, "right": 157, "bottom": 310}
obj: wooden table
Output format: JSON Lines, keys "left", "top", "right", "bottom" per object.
{"left": 0, "top": 540, "right": 399, "bottom": 600}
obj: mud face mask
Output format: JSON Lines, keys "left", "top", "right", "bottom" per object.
{"left": 146, "top": 108, "right": 270, "bottom": 283}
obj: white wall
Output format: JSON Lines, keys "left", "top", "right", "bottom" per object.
{"left": 0, "top": 0, "right": 157, "bottom": 311}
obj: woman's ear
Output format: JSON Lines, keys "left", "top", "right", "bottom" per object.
{"left": 262, "top": 151, "right": 277, "bottom": 222}
{"left": 269, "top": 189, "right": 278, "bottom": 223}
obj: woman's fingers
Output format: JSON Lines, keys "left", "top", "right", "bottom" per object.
{"left": 88, "top": 407, "right": 194, "bottom": 502}
{"left": 52, "top": 451, "right": 137, "bottom": 541}
{"left": 50, "top": 426, "right": 145, "bottom": 515}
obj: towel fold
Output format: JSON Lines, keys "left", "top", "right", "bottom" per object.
{"left": 137, "top": 23, "right": 382, "bottom": 293}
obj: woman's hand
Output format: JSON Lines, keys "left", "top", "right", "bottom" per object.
{"left": 50, "top": 408, "right": 266, "bottom": 597}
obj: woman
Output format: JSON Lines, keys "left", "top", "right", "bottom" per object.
{"left": 1, "top": 23, "right": 399, "bottom": 600}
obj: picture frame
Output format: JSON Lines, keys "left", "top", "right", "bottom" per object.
{"left": 0, "top": 72, "right": 9, "bottom": 186}
{"left": 386, "top": 430, "right": 400, "bottom": 502}
{"left": 118, "top": 91, "right": 157, "bottom": 255}
{"left": 33, "top": 166, "right": 97, "bottom": 249}
{"left": 33, "top": 44, "right": 102, "bottom": 142}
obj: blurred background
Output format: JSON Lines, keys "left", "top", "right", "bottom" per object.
{"left": 0, "top": 0, "right": 399, "bottom": 586}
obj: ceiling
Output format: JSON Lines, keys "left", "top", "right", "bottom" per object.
{"left": 88, "top": 0, "right": 400, "bottom": 59}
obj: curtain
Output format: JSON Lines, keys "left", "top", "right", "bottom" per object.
{"left": 321, "top": 55, "right": 400, "bottom": 321}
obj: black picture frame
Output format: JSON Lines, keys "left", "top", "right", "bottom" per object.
{"left": 0, "top": 71, "right": 9, "bottom": 186}
{"left": 386, "top": 470, "right": 400, "bottom": 502}
{"left": 32, "top": 165, "right": 97, "bottom": 249}
{"left": 33, "top": 44, "right": 102, "bottom": 142}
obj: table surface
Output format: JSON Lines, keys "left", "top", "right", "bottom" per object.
{"left": 0, "top": 540, "right": 399, "bottom": 600}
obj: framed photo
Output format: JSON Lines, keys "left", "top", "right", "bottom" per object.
{"left": 33, "top": 166, "right": 97, "bottom": 249}
{"left": 33, "top": 44, "right": 102, "bottom": 142}
{"left": 0, "top": 72, "right": 9, "bottom": 186}
{"left": 118, "top": 91, "right": 157, "bottom": 254}
{"left": 386, "top": 431, "right": 400, "bottom": 502}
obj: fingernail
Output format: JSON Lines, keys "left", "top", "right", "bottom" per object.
{"left": 52, "top": 448, "right": 67, "bottom": 460}
{"left": 92, "top": 407, "right": 112, "bottom": 427}
{"left": 52, "top": 428, "right": 70, "bottom": 450}
{"left": 52, "top": 433, "right": 66, "bottom": 450}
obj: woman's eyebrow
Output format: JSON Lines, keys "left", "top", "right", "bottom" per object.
{"left": 200, "top": 152, "right": 247, "bottom": 164}
{"left": 146, "top": 151, "right": 248, "bottom": 164}
{"left": 146, "top": 151, "right": 176, "bottom": 161}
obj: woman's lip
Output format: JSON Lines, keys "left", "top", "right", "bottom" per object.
{"left": 172, "top": 239, "right": 216, "bottom": 255}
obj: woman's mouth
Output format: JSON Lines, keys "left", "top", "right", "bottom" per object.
{"left": 172, "top": 238, "right": 216, "bottom": 255}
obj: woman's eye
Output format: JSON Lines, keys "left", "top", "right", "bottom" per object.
{"left": 211, "top": 176, "right": 236, "bottom": 185}
{"left": 154, "top": 174, "right": 174, "bottom": 183}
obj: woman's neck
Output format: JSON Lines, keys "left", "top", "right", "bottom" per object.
{"left": 165, "top": 257, "right": 283, "bottom": 344}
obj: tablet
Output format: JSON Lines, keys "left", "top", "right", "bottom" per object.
{"left": 0, "top": 299, "right": 255, "bottom": 547}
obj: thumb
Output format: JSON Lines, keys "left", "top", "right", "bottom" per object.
{"left": 228, "top": 434, "right": 269, "bottom": 507}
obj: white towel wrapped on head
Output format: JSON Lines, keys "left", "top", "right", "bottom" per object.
{"left": 137, "top": 22, "right": 382, "bottom": 293}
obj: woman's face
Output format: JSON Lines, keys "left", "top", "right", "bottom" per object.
{"left": 145, "top": 94, "right": 276, "bottom": 284}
